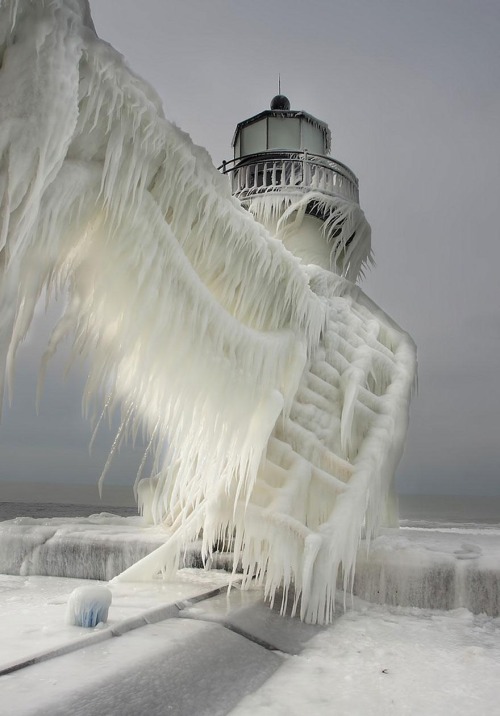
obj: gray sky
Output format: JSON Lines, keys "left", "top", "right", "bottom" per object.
{"left": 1, "top": 0, "right": 499, "bottom": 497}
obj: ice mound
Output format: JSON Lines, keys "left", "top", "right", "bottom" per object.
{"left": 66, "top": 585, "right": 112, "bottom": 627}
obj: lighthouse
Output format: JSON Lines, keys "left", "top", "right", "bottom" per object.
{"left": 221, "top": 94, "right": 372, "bottom": 281}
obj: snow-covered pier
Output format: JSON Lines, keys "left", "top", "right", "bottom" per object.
{"left": 0, "top": 516, "right": 498, "bottom": 715}
{"left": 354, "top": 528, "right": 500, "bottom": 616}
{"left": 0, "top": 517, "right": 498, "bottom": 617}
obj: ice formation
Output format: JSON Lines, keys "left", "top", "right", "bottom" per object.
{"left": 66, "top": 585, "right": 112, "bottom": 627}
{"left": 0, "top": 0, "right": 416, "bottom": 623}
{"left": 246, "top": 192, "right": 373, "bottom": 281}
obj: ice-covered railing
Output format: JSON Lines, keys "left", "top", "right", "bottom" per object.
{"left": 220, "top": 152, "right": 360, "bottom": 205}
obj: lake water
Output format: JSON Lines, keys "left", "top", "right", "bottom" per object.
{"left": 0, "top": 484, "right": 499, "bottom": 528}
{"left": 398, "top": 494, "right": 500, "bottom": 529}
{"left": 0, "top": 501, "right": 137, "bottom": 521}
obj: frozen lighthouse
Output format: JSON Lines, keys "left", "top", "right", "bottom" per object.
{"left": 221, "top": 93, "right": 372, "bottom": 281}
{"left": 202, "top": 94, "right": 417, "bottom": 623}
{"left": 0, "top": 0, "right": 416, "bottom": 624}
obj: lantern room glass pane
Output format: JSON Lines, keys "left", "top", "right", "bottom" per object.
{"left": 241, "top": 120, "right": 267, "bottom": 156}
{"left": 268, "top": 117, "right": 300, "bottom": 150}
{"left": 302, "top": 120, "right": 325, "bottom": 155}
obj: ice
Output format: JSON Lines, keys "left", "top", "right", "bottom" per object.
{"left": 247, "top": 193, "right": 372, "bottom": 280}
{"left": 66, "top": 585, "right": 112, "bottom": 627}
{"left": 0, "top": 516, "right": 164, "bottom": 581}
{"left": 0, "top": 0, "right": 416, "bottom": 623}
{"left": 0, "top": 570, "right": 235, "bottom": 674}
{"left": 2, "top": 516, "right": 497, "bottom": 617}
{"left": 230, "top": 600, "right": 500, "bottom": 716}
{"left": 0, "top": 575, "right": 498, "bottom": 715}
{"left": 352, "top": 528, "right": 500, "bottom": 616}
{"left": 0, "top": 616, "right": 284, "bottom": 716}
{"left": 0, "top": 516, "right": 231, "bottom": 580}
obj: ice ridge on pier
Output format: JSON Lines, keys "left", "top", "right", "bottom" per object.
{"left": 0, "top": 0, "right": 416, "bottom": 623}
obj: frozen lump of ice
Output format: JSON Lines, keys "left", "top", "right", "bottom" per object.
{"left": 66, "top": 586, "right": 112, "bottom": 628}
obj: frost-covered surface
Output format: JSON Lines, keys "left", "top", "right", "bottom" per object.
{"left": 0, "top": 0, "right": 416, "bottom": 623}
{"left": 230, "top": 600, "right": 500, "bottom": 716}
{"left": 0, "top": 514, "right": 165, "bottom": 580}
{"left": 0, "top": 575, "right": 498, "bottom": 716}
{"left": 115, "top": 268, "right": 416, "bottom": 624}
{"left": 0, "top": 569, "right": 232, "bottom": 670}
{"left": 2, "top": 518, "right": 498, "bottom": 616}
{"left": 354, "top": 527, "right": 500, "bottom": 616}
{"left": 247, "top": 193, "right": 372, "bottom": 280}
{"left": 66, "top": 584, "right": 111, "bottom": 626}
{"left": 0, "top": 514, "right": 233, "bottom": 580}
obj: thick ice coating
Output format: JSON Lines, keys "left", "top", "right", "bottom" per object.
{"left": 0, "top": 0, "right": 416, "bottom": 623}
{"left": 66, "top": 585, "right": 112, "bottom": 627}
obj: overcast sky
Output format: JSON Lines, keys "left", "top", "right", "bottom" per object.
{"left": 1, "top": 0, "right": 499, "bottom": 497}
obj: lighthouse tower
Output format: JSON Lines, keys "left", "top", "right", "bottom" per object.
{"left": 221, "top": 94, "right": 372, "bottom": 281}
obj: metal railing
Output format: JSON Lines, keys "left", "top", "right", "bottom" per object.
{"left": 219, "top": 151, "right": 359, "bottom": 204}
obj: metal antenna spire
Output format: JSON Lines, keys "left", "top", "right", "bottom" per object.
{"left": 278, "top": 73, "right": 281, "bottom": 95}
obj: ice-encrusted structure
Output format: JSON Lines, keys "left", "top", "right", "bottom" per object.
{"left": 245, "top": 192, "right": 372, "bottom": 282}
{"left": 0, "top": 0, "right": 416, "bottom": 623}
{"left": 66, "top": 585, "right": 112, "bottom": 627}
{"left": 66, "top": 585, "right": 112, "bottom": 629}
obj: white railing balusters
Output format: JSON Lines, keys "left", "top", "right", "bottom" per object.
{"left": 221, "top": 152, "right": 359, "bottom": 204}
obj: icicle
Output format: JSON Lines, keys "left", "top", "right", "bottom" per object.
{"left": 247, "top": 192, "right": 373, "bottom": 281}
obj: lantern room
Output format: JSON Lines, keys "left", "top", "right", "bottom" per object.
{"left": 232, "top": 94, "right": 331, "bottom": 160}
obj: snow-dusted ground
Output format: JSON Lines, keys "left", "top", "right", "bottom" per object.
{"left": 0, "top": 573, "right": 285, "bottom": 715}
{"left": 231, "top": 599, "right": 500, "bottom": 716}
{"left": 0, "top": 571, "right": 498, "bottom": 716}
{"left": 0, "top": 512, "right": 499, "bottom": 714}
{"left": 0, "top": 569, "right": 232, "bottom": 671}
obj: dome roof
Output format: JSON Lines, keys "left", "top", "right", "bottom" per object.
{"left": 270, "top": 94, "right": 291, "bottom": 111}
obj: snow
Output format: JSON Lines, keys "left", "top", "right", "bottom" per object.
{"left": 0, "top": 514, "right": 236, "bottom": 580}
{"left": 0, "top": 0, "right": 416, "bottom": 623}
{"left": 0, "top": 569, "right": 232, "bottom": 670}
{"left": 0, "top": 0, "right": 495, "bottom": 709}
{"left": 0, "top": 574, "right": 283, "bottom": 715}
{"left": 0, "top": 572, "right": 498, "bottom": 715}
{"left": 230, "top": 599, "right": 500, "bottom": 716}
{"left": 0, "top": 514, "right": 166, "bottom": 580}
{"left": 0, "top": 0, "right": 495, "bottom": 710}
{"left": 1, "top": 617, "right": 282, "bottom": 716}
{"left": 353, "top": 528, "right": 500, "bottom": 615}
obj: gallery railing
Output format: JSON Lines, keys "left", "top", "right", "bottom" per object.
{"left": 219, "top": 151, "right": 359, "bottom": 204}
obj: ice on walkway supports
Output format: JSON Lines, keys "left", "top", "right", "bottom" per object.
{"left": 0, "top": 0, "right": 416, "bottom": 623}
